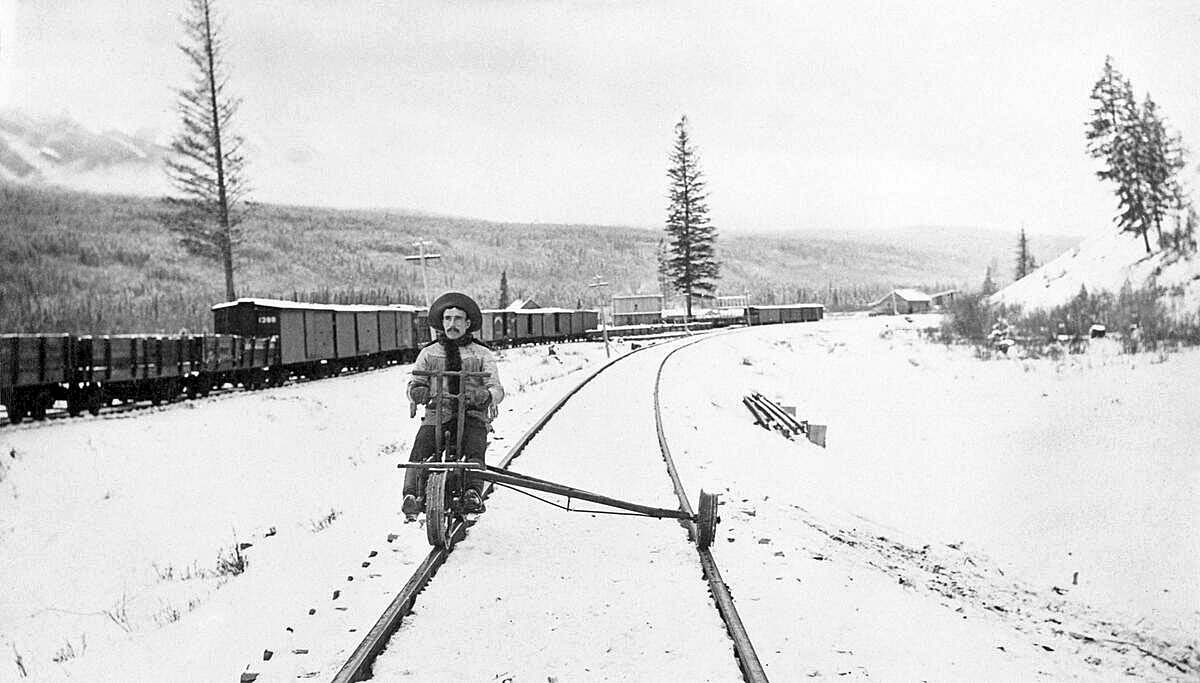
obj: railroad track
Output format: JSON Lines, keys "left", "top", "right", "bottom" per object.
{"left": 243, "top": 332, "right": 766, "bottom": 682}
{"left": 0, "top": 383, "right": 261, "bottom": 429}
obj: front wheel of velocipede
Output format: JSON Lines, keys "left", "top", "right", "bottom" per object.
{"left": 696, "top": 490, "right": 719, "bottom": 549}
{"left": 425, "top": 472, "right": 453, "bottom": 548}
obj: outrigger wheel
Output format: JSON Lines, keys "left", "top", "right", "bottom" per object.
{"left": 696, "top": 490, "right": 720, "bottom": 549}
{"left": 425, "top": 472, "right": 453, "bottom": 548}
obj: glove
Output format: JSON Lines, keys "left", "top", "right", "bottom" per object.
{"left": 409, "top": 384, "right": 430, "bottom": 404}
{"left": 464, "top": 387, "right": 492, "bottom": 408}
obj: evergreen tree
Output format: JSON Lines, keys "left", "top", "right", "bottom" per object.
{"left": 663, "top": 115, "right": 720, "bottom": 320}
{"left": 1014, "top": 228, "right": 1036, "bottom": 280}
{"left": 1085, "top": 56, "right": 1190, "bottom": 254}
{"left": 1138, "top": 95, "right": 1187, "bottom": 248}
{"left": 981, "top": 264, "right": 997, "bottom": 296}
{"left": 1086, "top": 56, "right": 1150, "bottom": 250}
{"left": 164, "top": 0, "right": 250, "bottom": 300}
{"left": 498, "top": 270, "right": 510, "bottom": 309}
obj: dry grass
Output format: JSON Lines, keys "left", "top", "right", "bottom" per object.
{"left": 3, "top": 183, "right": 1011, "bottom": 333}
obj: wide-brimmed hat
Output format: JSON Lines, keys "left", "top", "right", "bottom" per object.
{"left": 428, "top": 291, "right": 482, "bottom": 333}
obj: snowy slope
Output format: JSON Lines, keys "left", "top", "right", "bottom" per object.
{"left": 990, "top": 228, "right": 1200, "bottom": 319}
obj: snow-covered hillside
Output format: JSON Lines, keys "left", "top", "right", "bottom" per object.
{"left": 990, "top": 228, "right": 1200, "bottom": 319}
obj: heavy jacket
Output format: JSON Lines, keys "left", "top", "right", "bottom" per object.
{"left": 407, "top": 338, "right": 504, "bottom": 426}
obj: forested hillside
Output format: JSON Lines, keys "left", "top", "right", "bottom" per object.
{"left": 1, "top": 183, "right": 1077, "bottom": 333}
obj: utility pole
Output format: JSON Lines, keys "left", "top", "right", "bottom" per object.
{"left": 404, "top": 241, "right": 442, "bottom": 306}
{"left": 587, "top": 275, "right": 611, "bottom": 358}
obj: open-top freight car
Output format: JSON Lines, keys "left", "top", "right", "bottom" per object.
{"left": 0, "top": 332, "right": 272, "bottom": 423}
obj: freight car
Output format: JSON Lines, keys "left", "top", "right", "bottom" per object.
{"left": 0, "top": 332, "right": 274, "bottom": 423}
{"left": 477, "top": 308, "right": 598, "bottom": 347}
{"left": 211, "top": 299, "right": 428, "bottom": 378}
{"left": 2, "top": 298, "right": 604, "bottom": 425}
{"left": 745, "top": 303, "right": 825, "bottom": 325}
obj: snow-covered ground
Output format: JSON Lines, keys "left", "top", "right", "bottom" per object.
{"left": 2, "top": 317, "right": 1197, "bottom": 680}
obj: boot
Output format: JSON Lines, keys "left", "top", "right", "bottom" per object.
{"left": 462, "top": 488, "right": 485, "bottom": 514}
{"left": 402, "top": 494, "right": 423, "bottom": 522}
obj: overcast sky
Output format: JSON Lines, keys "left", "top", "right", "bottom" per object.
{"left": 3, "top": 0, "right": 1199, "bottom": 236}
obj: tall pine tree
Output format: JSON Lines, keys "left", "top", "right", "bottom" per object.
{"left": 498, "top": 270, "right": 510, "bottom": 309}
{"left": 1086, "top": 56, "right": 1190, "bottom": 254}
{"left": 663, "top": 115, "right": 720, "bottom": 320}
{"left": 1138, "top": 95, "right": 1187, "bottom": 249}
{"left": 164, "top": 0, "right": 250, "bottom": 300}
{"left": 1014, "top": 227, "right": 1037, "bottom": 280}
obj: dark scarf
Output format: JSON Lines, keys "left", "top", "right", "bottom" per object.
{"left": 438, "top": 332, "right": 474, "bottom": 395}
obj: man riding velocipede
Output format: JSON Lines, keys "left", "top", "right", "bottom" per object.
{"left": 402, "top": 292, "right": 505, "bottom": 522}
{"left": 397, "top": 291, "right": 723, "bottom": 550}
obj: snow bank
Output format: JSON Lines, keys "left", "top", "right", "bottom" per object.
{"left": 991, "top": 229, "right": 1200, "bottom": 319}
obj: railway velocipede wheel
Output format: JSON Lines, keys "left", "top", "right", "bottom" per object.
{"left": 696, "top": 490, "right": 720, "bottom": 549}
{"left": 425, "top": 471, "right": 453, "bottom": 548}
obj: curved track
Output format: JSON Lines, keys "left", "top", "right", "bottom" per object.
{"left": 323, "top": 332, "right": 767, "bottom": 682}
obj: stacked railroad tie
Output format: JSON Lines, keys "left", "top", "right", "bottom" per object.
{"left": 742, "top": 392, "right": 827, "bottom": 448}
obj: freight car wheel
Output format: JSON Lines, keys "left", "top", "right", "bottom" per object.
{"left": 86, "top": 387, "right": 104, "bottom": 416}
{"left": 29, "top": 390, "right": 52, "bottom": 421}
{"left": 696, "top": 490, "right": 720, "bottom": 549}
{"left": 425, "top": 472, "right": 453, "bottom": 548}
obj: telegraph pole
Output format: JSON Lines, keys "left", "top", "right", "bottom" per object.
{"left": 587, "top": 275, "right": 611, "bottom": 358}
{"left": 404, "top": 241, "right": 442, "bottom": 306}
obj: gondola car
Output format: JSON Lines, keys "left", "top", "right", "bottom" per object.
{"left": 1, "top": 334, "right": 73, "bottom": 421}
{"left": 0, "top": 332, "right": 269, "bottom": 422}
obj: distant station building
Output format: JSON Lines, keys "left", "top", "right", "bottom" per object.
{"left": 612, "top": 294, "right": 663, "bottom": 327}
{"left": 931, "top": 290, "right": 958, "bottom": 309}
{"left": 868, "top": 289, "right": 933, "bottom": 315}
{"left": 505, "top": 298, "right": 541, "bottom": 310}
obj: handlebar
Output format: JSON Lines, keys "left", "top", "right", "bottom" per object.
{"left": 412, "top": 370, "right": 492, "bottom": 378}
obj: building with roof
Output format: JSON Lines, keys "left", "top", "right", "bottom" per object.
{"left": 931, "top": 290, "right": 958, "bottom": 309}
{"left": 611, "top": 294, "right": 663, "bottom": 327}
{"left": 868, "top": 289, "right": 933, "bottom": 315}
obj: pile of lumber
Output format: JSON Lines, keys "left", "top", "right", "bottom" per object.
{"left": 742, "top": 391, "right": 826, "bottom": 448}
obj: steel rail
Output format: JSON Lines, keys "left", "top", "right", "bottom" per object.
{"left": 653, "top": 332, "right": 770, "bottom": 683}
{"left": 331, "top": 327, "right": 768, "bottom": 683}
{"left": 329, "top": 344, "right": 647, "bottom": 683}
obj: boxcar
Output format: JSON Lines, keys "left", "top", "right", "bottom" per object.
{"left": 215, "top": 298, "right": 419, "bottom": 373}
{"left": 392, "top": 305, "right": 420, "bottom": 355}
{"left": 413, "top": 309, "right": 432, "bottom": 347}
{"left": 354, "top": 307, "right": 381, "bottom": 356}
{"left": 378, "top": 309, "right": 399, "bottom": 354}
{"left": 552, "top": 310, "right": 573, "bottom": 341}
{"left": 538, "top": 310, "right": 558, "bottom": 340}
{"left": 479, "top": 310, "right": 506, "bottom": 345}
{"left": 214, "top": 299, "right": 308, "bottom": 365}
{"left": 747, "top": 304, "right": 824, "bottom": 325}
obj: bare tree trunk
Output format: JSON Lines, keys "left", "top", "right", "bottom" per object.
{"left": 201, "top": 0, "right": 234, "bottom": 299}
